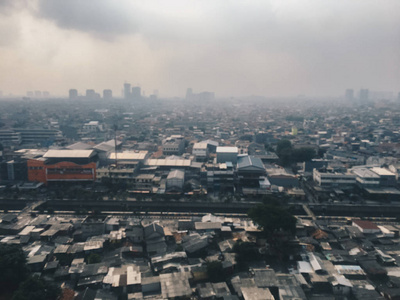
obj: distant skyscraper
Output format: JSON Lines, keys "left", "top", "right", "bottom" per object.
{"left": 34, "top": 91, "right": 42, "bottom": 97}
{"left": 103, "top": 89, "right": 112, "bottom": 100}
{"left": 27, "top": 91, "right": 34, "bottom": 97}
{"left": 43, "top": 91, "right": 50, "bottom": 97}
{"left": 186, "top": 88, "right": 193, "bottom": 100}
{"left": 124, "top": 83, "right": 131, "bottom": 99}
{"left": 345, "top": 89, "right": 354, "bottom": 101}
{"left": 150, "top": 89, "right": 158, "bottom": 100}
{"left": 86, "top": 89, "right": 95, "bottom": 99}
{"left": 132, "top": 86, "right": 141, "bottom": 99}
{"left": 359, "top": 89, "right": 369, "bottom": 101}
{"left": 69, "top": 89, "right": 78, "bottom": 99}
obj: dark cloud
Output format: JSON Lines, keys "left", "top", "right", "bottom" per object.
{"left": 36, "top": 0, "right": 139, "bottom": 37}
{"left": 2, "top": 0, "right": 399, "bottom": 96}
{"left": 0, "top": 0, "right": 18, "bottom": 15}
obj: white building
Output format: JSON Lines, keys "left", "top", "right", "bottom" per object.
{"left": 313, "top": 169, "right": 356, "bottom": 188}
{"left": 82, "top": 121, "right": 103, "bottom": 133}
{"left": 162, "top": 135, "right": 185, "bottom": 155}
{"left": 192, "top": 142, "right": 208, "bottom": 161}
{"left": 351, "top": 167, "right": 380, "bottom": 188}
{"left": 216, "top": 146, "right": 238, "bottom": 164}
{"left": 166, "top": 169, "right": 185, "bottom": 192}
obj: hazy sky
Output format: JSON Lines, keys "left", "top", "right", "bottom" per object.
{"left": 0, "top": 0, "right": 399, "bottom": 98}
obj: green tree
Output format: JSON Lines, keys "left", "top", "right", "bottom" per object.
{"left": 292, "top": 147, "right": 316, "bottom": 162}
{"left": 12, "top": 276, "right": 61, "bottom": 300}
{"left": 0, "top": 244, "right": 29, "bottom": 292}
{"left": 233, "top": 241, "right": 261, "bottom": 271}
{"left": 248, "top": 204, "right": 297, "bottom": 237}
{"left": 207, "top": 261, "right": 225, "bottom": 282}
{"left": 276, "top": 139, "right": 292, "bottom": 156}
{"left": 279, "top": 147, "right": 293, "bottom": 166}
{"left": 87, "top": 253, "right": 102, "bottom": 264}
{"left": 276, "top": 140, "right": 316, "bottom": 166}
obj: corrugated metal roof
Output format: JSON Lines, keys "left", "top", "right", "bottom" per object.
{"left": 167, "top": 169, "right": 185, "bottom": 180}
{"left": 217, "top": 146, "right": 238, "bottom": 153}
{"left": 237, "top": 155, "right": 265, "bottom": 170}
{"left": 352, "top": 167, "right": 380, "bottom": 178}
{"left": 66, "top": 142, "right": 92, "bottom": 150}
{"left": 43, "top": 149, "right": 95, "bottom": 158}
{"left": 146, "top": 159, "right": 191, "bottom": 167}
{"left": 193, "top": 142, "right": 208, "bottom": 149}
{"left": 371, "top": 167, "right": 396, "bottom": 176}
{"left": 108, "top": 151, "right": 148, "bottom": 160}
{"left": 93, "top": 140, "right": 122, "bottom": 152}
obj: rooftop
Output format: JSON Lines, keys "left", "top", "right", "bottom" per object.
{"left": 217, "top": 146, "right": 238, "bottom": 153}
{"left": 352, "top": 220, "right": 379, "bottom": 230}
{"left": 146, "top": 159, "right": 191, "bottom": 167}
{"left": 237, "top": 155, "right": 265, "bottom": 170}
{"left": 193, "top": 142, "right": 208, "bottom": 149}
{"left": 352, "top": 167, "right": 380, "bottom": 178}
{"left": 167, "top": 169, "right": 185, "bottom": 180}
{"left": 43, "top": 149, "right": 95, "bottom": 159}
{"left": 371, "top": 167, "right": 396, "bottom": 176}
{"left": 108, "top": 151, "right": 148, "bottom": 161}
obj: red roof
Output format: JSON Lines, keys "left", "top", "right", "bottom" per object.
{"left": 352, "top": 220, "right": 379, "bottom": 230}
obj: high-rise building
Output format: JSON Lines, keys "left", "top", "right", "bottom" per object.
{"left": 103, "top": 89, "right": 112, "bottom": 100}
{"left": 359, "top": 89, "right": 369, "bottom": 101}
{"left": 132, "top": 86, "right": 141, "bottom": 99}
{"left": 34, "top": 91, "right": 42, "bottom": 97}
{"left": 69, "top": 89, "right": 78, "bottom": 99}
{"left": 185, "top": 88, "right": 214, "bottom": 101}
{"left": 27, "top": 91, "right": 34, "bottom": 97}
{"left": 43, "top": 91, "right": 50, "bottom": 97}
{"left": 86, "top": 89, "right": 96, "bottom": 99}
{"left": 186, "top": 88, "right": 193, "bottom": 100}
{"left": 124, "top": 83, "right": 131, "bottom": 99}
{"left": 345, "top": 89, "right": 354, "bottom": 101}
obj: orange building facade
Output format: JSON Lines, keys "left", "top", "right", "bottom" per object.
{"left": 28, "top": 159, "right": 96, "bottom": 184}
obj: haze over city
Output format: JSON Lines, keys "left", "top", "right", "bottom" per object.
{"left": 0, "top": 0, "right": 399, "bottom": 98}
{"left": 4, "top": 1, "right": 400, "bottom": 300}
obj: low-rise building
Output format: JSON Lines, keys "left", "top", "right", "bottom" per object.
{"left": 313, "top": 169, "right": 356, "bottom": 188}
{"left": 192, "top": 142, "right": 208, "bottom": 161}
{"left": 82, "top": 121, "right": 103, "bottom": 133}
{"left": 162, "top": 135, "right": 185, "bottom": 155}
{"left": 28, "top": 149, "right": 98, "bottom": 184}
{"left": 352, "top": 220, "right": 381, "bottom": 234}
{"left": 217, "top": 146, "right": 238, "bottom": 164}
{"left": 352, "top": 167, "right": 380, "bottom": 188}
{"left": 166, "top": 169, "right": 185, "bottom": 192}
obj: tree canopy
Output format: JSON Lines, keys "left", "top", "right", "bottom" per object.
{"left": 0, "top": 244, "right": 29, "bottom": 292}
{"left": 248, "top": 203, "right": 297, "bottom": 237}
{"left": 233, "top": 241, "right": 261, "bottom": 270}
{"left": 87, "top": 253, "right": 102, "bottom": 264}
{"left": 206, "top": 261, "right": 225, "bottom": 283}
{"left": 12, "top": 276, "right": 61, "bottom": 300}
{"left": 276, "top": 139, "right": 316, "bottom": 166}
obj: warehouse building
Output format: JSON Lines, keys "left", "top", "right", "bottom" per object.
{"left": 28, "top": 149, "right": 98, "bottom": 184}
